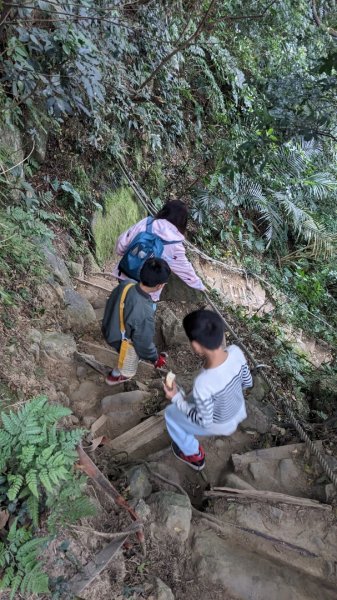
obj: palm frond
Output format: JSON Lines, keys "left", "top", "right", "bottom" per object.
{"left": 301, "top": 172, "right": 337, "bottom": 200}
{"left": 191, "top": 187, "right": 225, "bottom": 224}
{"left": 234, "top": 175, "right": 284, "bottom": 246}
{"left": 280, "top": 195, "right": 337, "bottom": 258}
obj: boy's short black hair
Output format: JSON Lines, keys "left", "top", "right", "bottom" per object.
{"left": 183, "top": 309, "right": 225, "bottom": 350}
{"left": 140, "top": 258, "right": 171, "bottom": 287}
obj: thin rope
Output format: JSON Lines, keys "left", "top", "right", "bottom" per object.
{"left": 117, "top": 160, "right": 337, "bottom": 489}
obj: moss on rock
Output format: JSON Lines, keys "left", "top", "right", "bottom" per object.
{"left": 93, "top": 187, "right": 145, "bottom": 264}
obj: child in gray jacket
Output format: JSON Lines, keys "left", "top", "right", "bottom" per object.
{"left": 102, "top": 258, "right": 170, "bottom": 384}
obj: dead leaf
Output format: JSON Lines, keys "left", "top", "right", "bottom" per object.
{"left": 0, "top": 510, "right": 9, "bottom": 529}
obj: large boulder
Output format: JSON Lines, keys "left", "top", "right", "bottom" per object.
{"left": 241, "top": 396, "right": 276, "bottom": 434}
{"left": 126, "top": 466, "right": 152, "bottom": 499}
{"left": 161, "top": 273, "right": 204, "bottom": 303}
{"left": 148, "top": 491, "right": 192, "bottom": 543}
{"left": 41, "top": 331, "right": 77, "bottom": 361}
{"left": 66, "top": 260, "right": 84, "bottom": 279}
{"left": 248, "top": 373, "right": 270, "bottom": 402}
{"left": 42, "top": 246, "right": 72, "bottom": 286}
{"left": 191, "top": 529, "right": 332, "bottom": 600}
{"left": 101, "top": 390, "right": 149, "bottom": 436}
{"left": 159, "top": 306, "right": 187, "bottom": 347}
{"left": 63, "top": 287, "right": 96, "bottom": 332}
{"left": 151, "top": 578, "right": 175, "bottom": 600}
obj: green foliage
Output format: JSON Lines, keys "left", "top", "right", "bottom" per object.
{"left": 0, "top": 520, "right": 49, "bottom": 599}
{"left": 0, "top": 396, "right": 96, "bottom": 597}
{"left": 0, "top": 209, "right": 47, "bottom": 310}
{"left": 93, "top": 187, "right": 145, "bottom": 264}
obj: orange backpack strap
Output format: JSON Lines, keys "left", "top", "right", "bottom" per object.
{"left": 119, "top": 283, "right": 135, "bottom": 339}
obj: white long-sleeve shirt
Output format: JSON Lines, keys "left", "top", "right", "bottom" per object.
{"left": 172, "top": 345, "right": 252, "bottom": 434}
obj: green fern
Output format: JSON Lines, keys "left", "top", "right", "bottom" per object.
{"left": 0, "top": 396, "right": 94, "bottom": 597}
{"left": 27, "top": 495, "right": 39, "bottom": 528}
{"left": 7, "top": 474, "right": 24, "bottom": 501}
{"left": 26, "top": 470, "right": 39, "bottom": 498}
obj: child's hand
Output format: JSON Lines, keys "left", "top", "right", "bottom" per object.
{"left": 163, "top": 380, "right": 178, "bottom": 400}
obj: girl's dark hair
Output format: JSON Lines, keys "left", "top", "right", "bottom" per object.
{"left": 155, "top": 200, "right": 188, "bottom": 234}
{"left": 183, "top": 310, "right": 225, "bottom": 350}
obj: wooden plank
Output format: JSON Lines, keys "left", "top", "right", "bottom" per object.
{"left": 69, "top": 535, "right": 128, "bottom": 596}
{"left": 74, "top": 351, "right": 111, "bottom": 376}
{"left": 232, "top": 441, "right": 323, "bottom": 472}
{"left": 204, "top": 486, "right": 331, "bottom": 511}
{"left": 107, "top": 410, "right": 167, "bottom": 454}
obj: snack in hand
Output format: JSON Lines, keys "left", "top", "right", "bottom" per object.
{"left": 165, "top": 371, "right": 176, "bottom": 390}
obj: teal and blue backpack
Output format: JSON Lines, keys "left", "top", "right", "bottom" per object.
{"left": 118, "top": 217, "right": 178, "bottom": 281}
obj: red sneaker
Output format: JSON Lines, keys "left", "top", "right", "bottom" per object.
{"left": 171, "top": 442, "right": 205, "bottom": 471}
{"left": 105, "top": 373, "right": 130, "bottom": 386}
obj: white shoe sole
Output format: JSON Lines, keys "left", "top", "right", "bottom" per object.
{"left": 171, "top": 446, "right": 205, "bottom": 471}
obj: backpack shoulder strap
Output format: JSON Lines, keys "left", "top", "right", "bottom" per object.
{"left": 162, "top": 239, "right": 181, "bottom": 246}
{"left": 119, "top": 283, "right": 136, "bottom": 337}
{"left": 146, "top": 216, "right": 154, "bottom": 233}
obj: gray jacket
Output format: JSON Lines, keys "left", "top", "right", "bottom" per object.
{"left": 102, "top": 281, "right": 158, "bottom": 362}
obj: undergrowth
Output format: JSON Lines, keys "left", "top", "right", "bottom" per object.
{"left": 92, "top": 186, "right": 145, "bottom": 264}
{"left": 0, "top": 396, "right": 96, "bottom": 598}
{"left": 0, "top": 209, "right": 47, "bottom": 309}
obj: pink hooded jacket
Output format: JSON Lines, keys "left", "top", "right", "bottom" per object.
{"left": 112, "top": 217, "right": 205, "bottom": 301}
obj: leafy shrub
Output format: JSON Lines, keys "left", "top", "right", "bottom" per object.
{"left": 0, "top": 396, "right": 96, "bottom": 597}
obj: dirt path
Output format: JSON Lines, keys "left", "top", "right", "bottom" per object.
{"left": 62, "top": 269, "right": 336, "bottom": 600}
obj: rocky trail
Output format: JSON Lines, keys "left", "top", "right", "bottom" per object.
{"left": 3, "top": 244, "right": 336, "bottom": 600}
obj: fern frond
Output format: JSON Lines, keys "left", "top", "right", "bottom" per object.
{"left": 40, "top": 443, "right": 57, "bottom": 462}
{"left": 7, "top": 474, "right": 24, "bottom": 501}
{"left": 0, "top": 565, "right": 15, "bottom": 590}
{"left": 58, "top": 428, "right": 84, "bottom": 450}
{"left": 0, "top": 429, "right": 13, "bottom": 448}
{"left": 44, "top": 405, "right": 71, "bottom": 423}
{"left": 21, "top": 566, "right": 49, "bottom": 595}
{"left": 29, "top": 395, "right": 48, "bottom": 415}
{"left": 18, "top": 445, "right": 36, "bottom": 467}
{"left": 39, "top": 470, "right": 53, "bottom": 493}
{"left": 26, "top": 470, "right": 39, "bottom": 498}
{"left": 27, "top": 495, "right": 39, "bottom": 528}
{"left": 9, "top": 574, "right": 22, "bottom": 600}
{"left": 0, "top": 411, "right": 20, "bottom": 436}
{"left": 0, "top": 446, "right": 11, "bottom": 470}
{"left": 16, "top": 536, "right": 48, "bottom": 561}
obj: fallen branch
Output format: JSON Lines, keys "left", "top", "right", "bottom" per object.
{"left": 77, "top": 446, "right": 145, "bottom": 547}
{"left": 204, "top": 486, "right": 331, "bottom": 511}
{"left": 70, "top": 521, "right": 143, "bottom": 540}
{"left": 74, "top": 276, "right": 112, "bottom": 292}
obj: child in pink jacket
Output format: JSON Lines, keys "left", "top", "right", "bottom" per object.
{"left": 112, "top": 200, "right": 205, "bottom": 301}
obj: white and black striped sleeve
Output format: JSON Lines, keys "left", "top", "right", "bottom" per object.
{"left": 241, "top": 363, "right": 253, "bottom": 389}
{"left": 187, "top": 389, "right": 213, "bottom": 429}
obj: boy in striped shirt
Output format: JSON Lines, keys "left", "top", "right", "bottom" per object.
{"left": 164, "top": 309, "right": 252, "bottom": 471}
